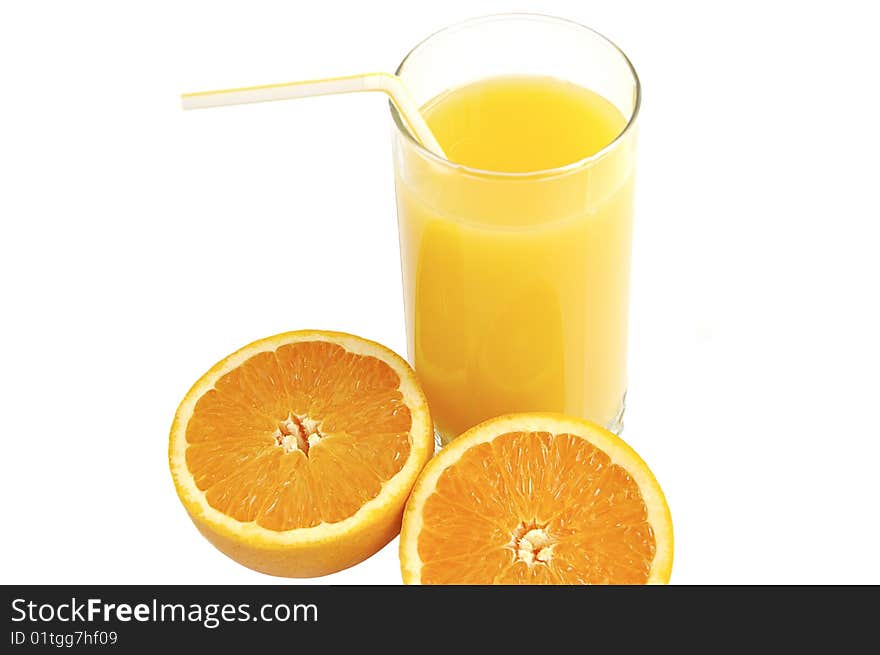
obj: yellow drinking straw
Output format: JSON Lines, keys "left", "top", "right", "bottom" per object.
{"left": 181, "top": 72, "right": 447, "bottom": 158}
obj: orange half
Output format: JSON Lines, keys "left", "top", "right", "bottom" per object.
{"left": 169, "top": 330, "right": 433, "bottom": 577}
{"left": 400, "top": 413, "right": 673, "bottom": 584}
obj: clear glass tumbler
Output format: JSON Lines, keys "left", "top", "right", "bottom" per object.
{"left": 390, "top": 14, "right": 640, "bottom": 444}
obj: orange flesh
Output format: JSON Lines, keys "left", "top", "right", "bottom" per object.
{"left": 418, "top": 431, "right": 655, "bottom": 584}
{"left": 184, "top": 341, "right": 412, "bottom": 530}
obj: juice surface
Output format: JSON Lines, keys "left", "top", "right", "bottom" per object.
{"left": 394, "top": 75, "right": 635, "bottom": 441}
{"left": 425, "top": 75, "right": 624, "bottom": 174}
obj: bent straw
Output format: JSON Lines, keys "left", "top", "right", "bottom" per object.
{"left": 181, "top": 72, "right": 446, "bottom": 158}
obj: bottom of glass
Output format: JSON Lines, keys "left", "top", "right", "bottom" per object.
{"left": 605, "top": 391, "right": 626, "bottom": 436}
{"left": 433, "top": 393, "right": 626, "bottom": 450}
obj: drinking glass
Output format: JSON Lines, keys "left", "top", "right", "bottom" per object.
{"left": 390, "top": 14, "right": 640, "bottom": 444}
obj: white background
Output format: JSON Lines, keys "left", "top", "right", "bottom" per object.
{"left": 2, "top": 0, "right": 878, "bottom": 585}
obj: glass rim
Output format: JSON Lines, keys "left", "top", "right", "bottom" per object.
{"left": 391, "top": 12, "right": 641, "bottom": 179}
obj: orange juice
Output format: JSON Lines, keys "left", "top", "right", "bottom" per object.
{"left": 393, "top": 75, "right": 636, "bottom": 442}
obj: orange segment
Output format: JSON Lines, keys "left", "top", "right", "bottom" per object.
{"left": 185, "top": 340, "right": 410, "bottom": 528}
{"left": 169, "top": 330, "right": 433, "bottom": 578}
{"left": 400, "top": 413, "right": 673, "bottom": 585}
